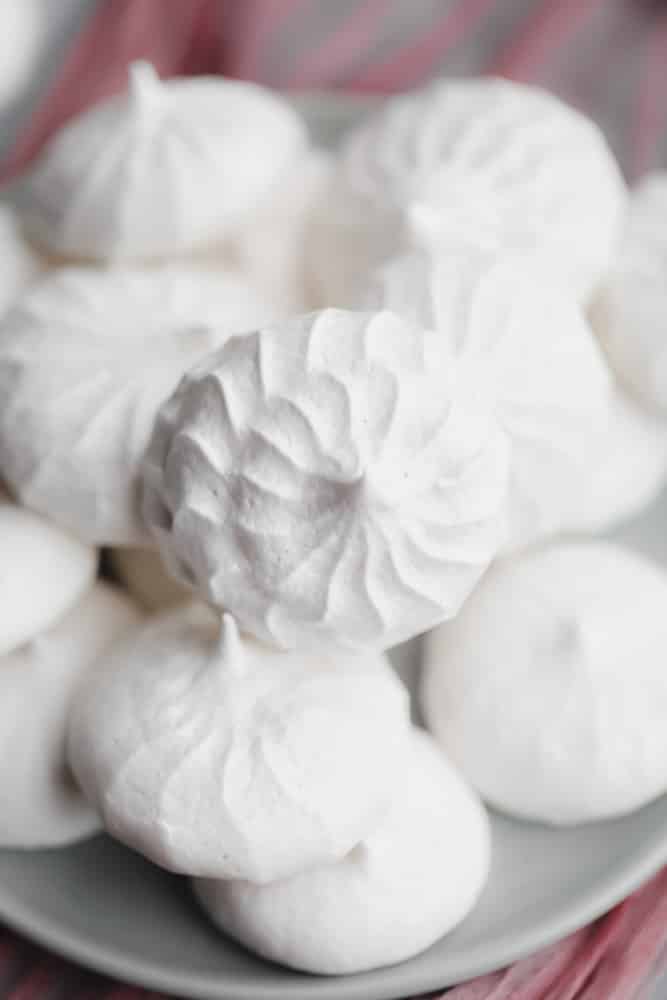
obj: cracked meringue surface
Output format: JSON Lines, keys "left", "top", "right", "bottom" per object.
{"left": 142, "top": 308, "right": 510, "bottom": 651}
{"left": 594, "top": 172, "right": 667, "bottom": 415}
{"left": 364, "top": 248, "right": 613, "bottom": 550}
{"left": 68, "top": 607, "right": 411, "bottom": 882}
{"left": 193, "top": 729, "right": 490, "bottom": 975}
{"left": 0, "top": 266, "right": 275, "bottom": 545}
{"left": 0, "top": 493, "right": 96, "bottom": 656}
{"left": 421, "top": 542, "right": 667, "bottom": 826}
{"left": 20, "top": 62, "right": 307, "bottom": 263}
{"left": 308, "top": 77, "right": 625, "bottom": 308}
{"left": 0, "top": 582, "right": 142, "bottom": 848}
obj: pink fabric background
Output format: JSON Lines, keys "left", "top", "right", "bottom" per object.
{"left": 2, "top": 2, "right": 667, "bottom": 996}
{"left": 4, "top": 0, "right": 667, "bottom": 182}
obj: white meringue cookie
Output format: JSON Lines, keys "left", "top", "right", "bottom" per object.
{"left": 364, "top": 249, "right": 613, "bottom": 549}
{"left": 563, "top": 386, "right": 667, "bottom": 534}
{"left": 0, "top": 0, "right": 42, "bottom": 108}
{"left": 68, "top": 608, "right": 411, "bottom": 881}
{"left": 193, "top": 729, "right": 490, "bottom": 975}
{"left": 0, "top": 583, "right": 142, "bottom": 848}
{"left": 109, "top": 547, "right": 190, "bottom": 612}
{"left": 594, "top": 173, "right": 667, "bottom": 415}
{"left": 0, "top": 494, "right": 96, "bottom": 656}
{"left": 421, "top": 542, "right": 667, "bottom": 826}
{"left": 20, "top": 61, "right": 307, "bottom": 263}
{"left": 308, "top": 77, "right": 625, "bottom": 307}
{"left": 235, "top": 149, "right": 333, "bottom": 312}
{"left": 142, "top": 308, "right": 510, "bottom": 651}
{"left": 0, "top": 203, "right": 42, "bottom": 316}
{"left": 0, "top": 266, "right": 275, "bottom": 544}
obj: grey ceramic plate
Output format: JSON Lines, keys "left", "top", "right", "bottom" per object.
{"left": 1, "top": 94, "right": 667, "bottom": 1000}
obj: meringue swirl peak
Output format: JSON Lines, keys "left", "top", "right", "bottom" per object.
{"left": 68, "top": 604, "right": 411, "bottom": 882}
{"left": 21, "top": 60, "right": 307, "bottom": 262}
{"left": 142, "top": 307, "right": 510, "bottom": 651}
{"left": 129, "top": 61, "right": 162, "bottom": 116}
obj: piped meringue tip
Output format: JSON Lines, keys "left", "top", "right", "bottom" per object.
{"left": 129, "top": 61, "right": 161, "bottom": 113}
{"left": 218, "top": 613, "right": 243, "bottom": 669}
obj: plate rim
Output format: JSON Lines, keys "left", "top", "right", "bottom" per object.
{"left": 1, "top": 821, "right": 666, "bottom": 1000}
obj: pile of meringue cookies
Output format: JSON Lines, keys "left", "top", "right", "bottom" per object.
{"left": 2, "top": 61, "right": 667, "bottom": 976}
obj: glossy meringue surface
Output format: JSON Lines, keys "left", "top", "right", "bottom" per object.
{"left": 21, "top": 62, "right": 307, "bottom": 262}
{"left": 0, "top": 583, "right": 142, "bottom": 848}
{"left": 0, "top": 266, "right": 275, "bottom": 544}
{"left": 308, "top": 77, "right": 626, "bottom": 307}
{"left": 68, "top": 608, "right": 411, "bottom": 882}
{"left": 364, "top": 248, "right": 613, "bottom": 550}
{"left": 142, "top": 307, "right": 510, "bottom": 650}
{"left": 422, "top": 542, "right": 667, "bottom": 826}
{"left": 193, "top": 730, "right": 490, "bottom": 975}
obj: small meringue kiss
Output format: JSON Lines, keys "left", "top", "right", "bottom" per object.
{"left": 194, "top": 730, "right": 490, "bottom": 975}
{"left": 0, "top": 266, "right": 274, "bottom": 545}
{"left": 308, "top": 76, "right": 625, "bottom": 307}
{"left": 364, "top": 248, "right": 612, "bottom": 550}
{"left": 0, "top": 493, "right": 96, "bottom": 656}
{"left": 20, "top": 61, "right": 307, "bottom": 263}
{"left": 142, "top": 308, "right": 510, "bottom": 651}
{"left": 0, "top": 583, "right": 142, "bottom": 848}
{"left": 421, "top": 542, "right": 667, "bottom": 826}
{"left": 68, "top": 608, "right": 411, "bottom": 882}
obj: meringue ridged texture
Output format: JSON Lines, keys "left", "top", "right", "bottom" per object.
{"left": 0, "top": 583, "right": 142, "bottom": 848}
{"left": 68, "top": 607, "right": 411, "bottom": 882}
{"left": 142, "top": 308, "right": 510, "bottom": 651}
{"left": 194, "top": 729, "right": 490, "bottom": 975}
{"left": 0, "top": 494, "right": 97, "bottom": 656}
{"left": 595, "top": 172, "right": 667, "bottom": 414}
{"left": 0, "top": 266, "right": 276, "bottom": 544}
{"left": 421, "top": 542, "right": 667, "bottom": 826}
{"left": 308, "top": 77, "right": 626, "bottom": 307}
{"left": 20, "top": 62, "right": 307, "bottom": 262}
{"left": 364, "top": 249, "right": 613, "bottom": 549}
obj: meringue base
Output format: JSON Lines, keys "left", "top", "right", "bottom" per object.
{"left": 0, "top": 582, "right": 142, "bottom": 848}
{"left": 193, "top": 730, "right": 489, "bottom": 975}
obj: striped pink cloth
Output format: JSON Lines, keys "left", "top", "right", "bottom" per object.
{"left": 3, "top": 0, "right": 667, "bottom": 182}
{"left": 2, "top": 2, "right": 667, "bottom": 997}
